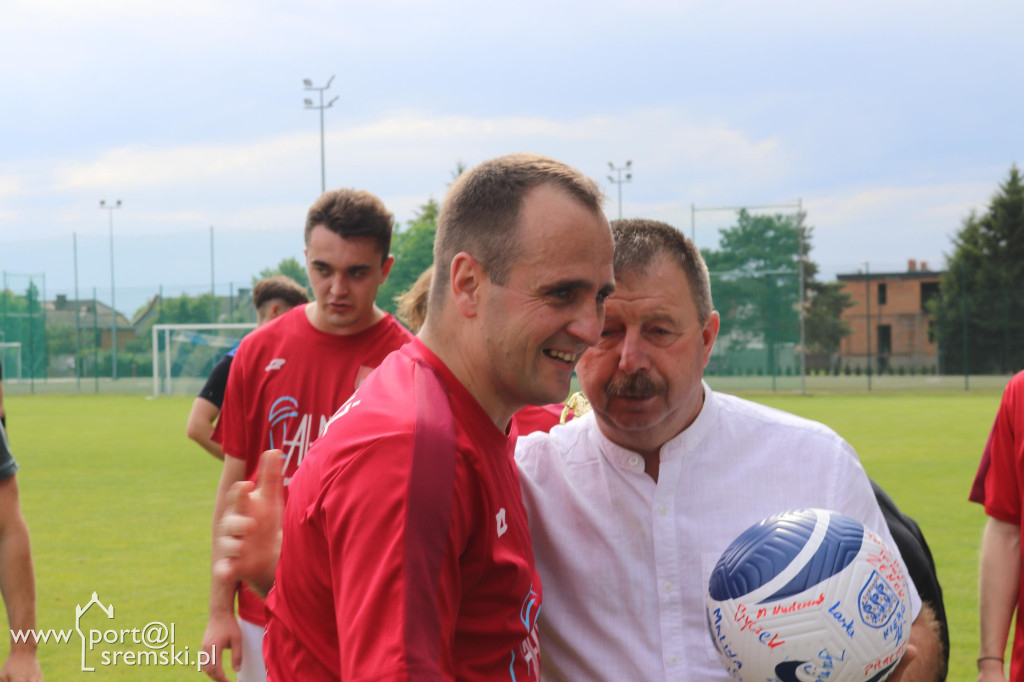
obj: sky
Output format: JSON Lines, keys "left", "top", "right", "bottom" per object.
{"left": 1, "top": 0, "right": 1021, "bottom": 317}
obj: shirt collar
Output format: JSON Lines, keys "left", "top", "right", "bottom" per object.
{"left": 588, "top": 380, "right": 720, "bottom": 469}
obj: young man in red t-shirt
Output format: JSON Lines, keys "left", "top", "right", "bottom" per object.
{"left": 201, "top": 189, "right": 413, "bottom": 682}
{"left": 215, "top": 154, "right": 616, "bottom": 681}
{"left": 979, "top": 371, "right": 1024, "bottom": 681}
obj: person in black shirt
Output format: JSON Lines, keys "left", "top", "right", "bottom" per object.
{"left": 872, "top": 479, "right": 949, "bottom": 681}
{"left": 186, "top": 276, "right": 308, "bottom": 459}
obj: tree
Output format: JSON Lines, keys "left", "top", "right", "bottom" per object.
{"left": 804, "top": 280, "right": 853, "bottom": 366}
{"left": 703, "top": 210, "right": 802, "bottom": 375}
{"left": 702, "top": 210, "right": 852, "bottom": 374}
{"left": 931, "top": 166, "right": 1024, "bottom": 373}
{"left": 0, "top": 282, "right": 48, "bottom": 378}
{"left": 376, "top": 199, "right": 439, "bottom": 315}
{"left": 257, "top": 257, "right": 310, "bottom": 291}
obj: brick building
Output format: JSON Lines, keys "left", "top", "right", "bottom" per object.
{"left": 836, "top": 259, "right": 942, "bottom": 373}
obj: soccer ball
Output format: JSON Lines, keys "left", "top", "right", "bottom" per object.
{"left": 705, "top": 508, "right": 911, "bottom": 682}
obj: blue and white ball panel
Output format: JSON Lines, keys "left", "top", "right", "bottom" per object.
{"left": 705, "top": 508, "right": 911, "bottom": 682}
{"left": 709, "top": 508, "right": 865, "bottom": 604}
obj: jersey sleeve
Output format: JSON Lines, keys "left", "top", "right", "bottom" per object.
{"left": 217, "top": 347, "right": 249, "bottom": 462}
{"left": 985, "top": 379, "right": 1022, "bottom": 524}
{"left": 197, "top": 354, "right": 233, "bottom": 408}
{"left": 318, "top": 363, "right": 468, "bottom": 680}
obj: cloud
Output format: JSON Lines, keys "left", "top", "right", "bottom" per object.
{"left": 801, "top": 181, "right": 995, "bottom": 277}
{"left": 52, "top": 132, "right": 309, "bottom": 192}
{"left": 42, "top": 108, "right": 784, "bottom": 200}
{"left": 0, "top": 176, "right": 22, "bottom": 197}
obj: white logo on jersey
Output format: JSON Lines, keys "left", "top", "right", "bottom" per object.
{"left": 496, "top": 507, "right": 508, "bottom": 537}
{"left": 322, "top": 394, "right": 362, "bottom": 437}
{"left": 265, "top": 358, "right": 286, "bottom": 372}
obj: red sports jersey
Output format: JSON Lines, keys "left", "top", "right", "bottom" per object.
{"left": 512, "top": 403, "right": 569, "bottom": 435}
{"left": 969, "top": 425, "right": 996, "bottom": 504}
{"left": 218, "top": 306, "right": 412, "bottom": 624}
{"left": 265, "top": 338, "right": 542, "bottom": 681}
{"left": 984, "top": 371, "right": 1024, "bottom": 680}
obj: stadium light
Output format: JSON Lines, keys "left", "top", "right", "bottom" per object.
{"left": 304, "top": 75, "right": 338, "bottom": 194}
{"left": 99, "top": 199, "right": 122, "bottom": 380}
{"left": 607, "top": 160, "right": 632, "bottom": 220}
{"left": 864, "top": 261, "right": 872, "bottom": 392}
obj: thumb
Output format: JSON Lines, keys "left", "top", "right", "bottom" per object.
{"left": 231, "top": 631, "right": 243, "bottom": 672}
{"left": 257, "top": 448, "right": 284, "bottom": 506}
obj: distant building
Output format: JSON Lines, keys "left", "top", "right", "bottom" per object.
{"left": 836, "top": 259, "right": 942, "bottom": 373}
{"left": 44, "top": 295, "right": 135, "bottom": 350}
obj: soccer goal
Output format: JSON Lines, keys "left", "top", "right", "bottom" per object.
{"left": 151, "top": 323, "right": 256, "bottom": 398}
{"left": 0, "top": 342, "right": 22, "bottom": 381}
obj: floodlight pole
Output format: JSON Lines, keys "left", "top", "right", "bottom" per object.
{"left": 210, "top": 226, "right": 216, "bottom": 323}
{"left": 607, "top": 161, "right": 632, "bottom": 220}
{"left": 864, "top": 261, "right": 872, "bottom": 392}
{"left": 100, "top": 199, "right": 122, "bottom": 380}
{"left": 796, "top": 199, "right": 805, "bottom": 394}
{"left": 304, "top": 76, "right": 338, "bottom": 194}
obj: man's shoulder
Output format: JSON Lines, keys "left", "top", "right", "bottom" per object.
{"left": 311, "top": 350, "right": 456, "bottom": 477}
{"left": 324, "top": 346, "right": 450, "bottom": 435}
{"left": 376, "top": 312, "right": 415, "bottom": 342}
{"left": 711, "top": 389, "right": 845, "bottom": 442}
{"left": 515, "top": 415, "right": 594, "bottom": 470}
{"left": 1004, "top": 370, "right": 1024, "bottom": 403}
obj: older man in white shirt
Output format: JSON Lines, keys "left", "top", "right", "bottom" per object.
{"left": 515, "top": 218, "right": 942, "bottom": 681}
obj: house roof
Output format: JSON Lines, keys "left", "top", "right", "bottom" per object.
{"left": 837, "top": 270, "right": 943, "bottom": 282}
{"left": 43, "top": 298, "right": 133, "bottom": 330}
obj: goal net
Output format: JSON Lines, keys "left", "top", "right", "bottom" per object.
{"left": 151, "top": 323, "right": 256, "bottom": 398}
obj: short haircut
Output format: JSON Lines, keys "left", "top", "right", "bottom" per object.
{"left": 395, "top": 265, "right": 432, "bottom": 333}
{"left": 252, "top": 275, "right": 310, "bottom": 310}
{"left": 610, "top": 219, "right": 714, "bottom": 324}
{"left": 431, "top": 154, "right": 605, "bottom": 306}
{"left": 304, "top": 188, "right": 394, "bottom": 262}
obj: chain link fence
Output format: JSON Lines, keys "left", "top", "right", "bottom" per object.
{"left": 1, "top": 264, "right": 1020, "bottom": 396}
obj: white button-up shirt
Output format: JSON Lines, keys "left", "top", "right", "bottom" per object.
{"left": 515, "top": 383, "right": 920, "bottom": 681}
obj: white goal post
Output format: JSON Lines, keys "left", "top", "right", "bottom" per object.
{"left": 151, "top": 323, "right": 256, "bottom": 398}
{"left": 0, "top": 342, "right": 22, "bottom": 381}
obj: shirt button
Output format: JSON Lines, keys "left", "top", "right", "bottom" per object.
{"left": 628, "top": 455, "right": 641, "bottom": 467}
{"left": 668, "top": 655, "right": 679, "bottom": 666}
{"left": 662, "top": 581, "right": 674, "bottom": 593}
{"left": 657, "top": 505, "right": 668, "bottom": 516}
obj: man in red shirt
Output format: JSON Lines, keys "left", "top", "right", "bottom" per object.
{"left": 218, "top": 153, "right": 616, "bottom": 681}
{"left": 978, "top": 371, "right": 1024, "bottom": 681}
{"left": 202, "top": 189, "right": 413, "bottom": 682}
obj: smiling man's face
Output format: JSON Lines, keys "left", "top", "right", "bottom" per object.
{"left": 476, "top": 183, "right": 615, "bottom": 412}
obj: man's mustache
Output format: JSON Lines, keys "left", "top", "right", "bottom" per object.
{"left": 605, "top": 373, "right": 665, "bottom": 400}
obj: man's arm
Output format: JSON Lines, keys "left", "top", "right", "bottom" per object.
{"left": 201, "top": 456, "right": 247, "bottom": 682}
{"left": 978, "top": 516, "right": 1020, "bottom": 682}
{"left": 189, "top": 353, "right": 233, "bottom": 461}
{"left": 0, "top": 475, "right": 43, "bottom": 682}
{"left": 186, "top": 398, "right": 224, "bottom": 460}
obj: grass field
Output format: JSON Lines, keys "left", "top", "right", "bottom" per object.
{"left": 0, "top": 390, "right": 1005, "bottom": 679}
